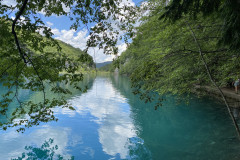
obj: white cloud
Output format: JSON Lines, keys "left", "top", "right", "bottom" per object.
{"left": 54, "top": 29, "right": 88, "bottom": 51}
{"left": 11, "top": 16, "right": 25, "bottom": 22}
{"left": 46, "top": 21, "right": 54, "bottom": 27}
{"left": 2, "top": 0, "right": 17, "bottom": 7}
{"left": 89, "top": 48, "right": 117, "bottom": 63}
{"left": 52, "top": 28, "right": 61, "bottom": 36}
{"left": 118, "top": 43, "right": 127, "bottom": 54}
{"left": 122, "top": 0, "right": 135, "bottom": 6}
{"left": 62, "top": 3, "right": 70, "bottom": 13}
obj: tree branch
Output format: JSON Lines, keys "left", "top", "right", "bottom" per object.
{"left": 11, "top": 0, "right": 46, "bottom": 106}
{"left": 186, "top": 21, "right": 240, "bottom": 139}
{"left": 12, "top": 0, "right": 28, "bottom": 64}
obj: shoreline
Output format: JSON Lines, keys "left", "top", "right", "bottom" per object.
{"left": 195, "top": 85, "right": 240, "bottom": 108}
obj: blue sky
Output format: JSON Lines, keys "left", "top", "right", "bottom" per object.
{"left": 2, "top": 0, "right": 144, "bottom": 63}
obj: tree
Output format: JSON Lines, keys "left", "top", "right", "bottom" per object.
{"left": 116, "top": 1, "right": 240, "bottom": 137}
{"left": 160, "top": 0, "right": 240, "bottom": 51}
{"left": 160, "top": 0, "right": 240, "bottom": 138}
{"left": 0, "top": 0, "right": 137, "bottom": 131}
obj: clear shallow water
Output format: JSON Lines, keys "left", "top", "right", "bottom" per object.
{"left": 1, "top": 74, "right": 240, "bottom": 160}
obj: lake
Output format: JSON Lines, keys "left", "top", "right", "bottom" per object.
{"left": 0, "top": 74, "right": 240, "bottom": 160}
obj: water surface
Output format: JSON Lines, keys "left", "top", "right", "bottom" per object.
{"left": 0, "top": 74, "right": 240, "bottom": 160}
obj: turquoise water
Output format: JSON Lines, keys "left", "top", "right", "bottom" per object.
{"left": 1, "top": 74, "right": 240, "bottom": 160}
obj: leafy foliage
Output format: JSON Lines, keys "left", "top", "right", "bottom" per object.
{"left": 116, "top": 2, "right": 240, "bottom": 109}
{"left": 160, "top": 0, "right": 240, "bottom": 51}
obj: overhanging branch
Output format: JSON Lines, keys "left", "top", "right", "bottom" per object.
{"left": 12, "top": 0, "right": 28, "bottom": 64}
{"left": 11, "top": 0, "right": 46, "bottom": 105}
{"left": 186, "top": 20, "right": 240, "bottom": 139}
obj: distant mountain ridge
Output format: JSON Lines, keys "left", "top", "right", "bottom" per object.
{"left": 95, "top": 61, "right": 112, "bottom": 68}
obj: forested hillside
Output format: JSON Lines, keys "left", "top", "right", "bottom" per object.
{"left": 95, "top": 61, "right": 112, "bottom": 68}
{"left": 98, "top": 63, "right": 115, "bottom": 72}
{"left": 44, "top": 40, "right": 95, "bottom": 72}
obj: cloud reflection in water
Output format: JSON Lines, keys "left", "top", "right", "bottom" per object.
{"left": 0, "top": 125, "right": 73, "bottom": 160}
{"left": 67, "top": 77, "right": 137, "bottom": 159}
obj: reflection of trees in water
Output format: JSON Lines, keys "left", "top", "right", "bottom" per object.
{"left": 11, "top": 138, "right": 74, "bottom": 160}
{"left": 108, "top": 75, "right": 153, "bottom": 159}
{"left": 110, "top": 74, "right": 240, "bottom": 160}
{"left": 127, "top": 137, "right": 152, "bottom": 160}
{"left": 0, "top": 75, "right": 95, "bottom": 132}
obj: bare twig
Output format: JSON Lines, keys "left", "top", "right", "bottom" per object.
{"left": 186, "top": 21, "right": 240, "bottom": 139}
